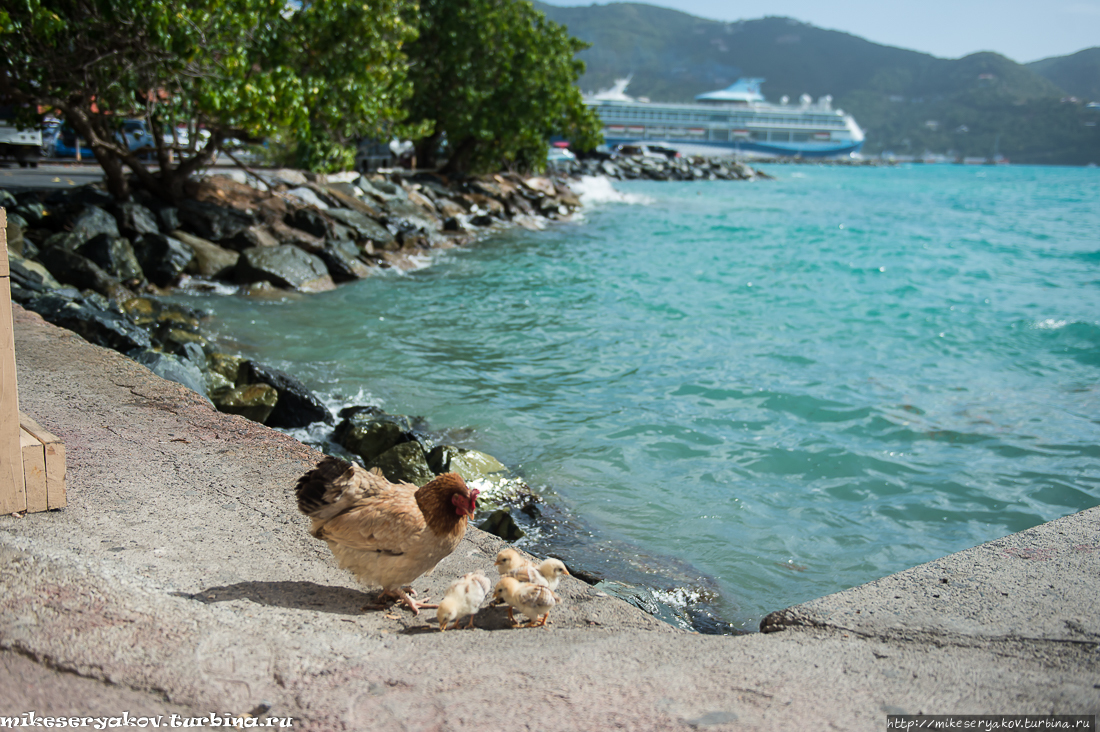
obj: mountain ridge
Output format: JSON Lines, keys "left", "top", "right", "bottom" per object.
{"left": 536, "top": 2, "right": 1100, "bottom": 164}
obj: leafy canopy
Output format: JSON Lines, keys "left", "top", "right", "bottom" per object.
{"left": 404, "top": 0, "right": 602, "bottom": 175}
{"left": 0, "top": 0, "right": 416, "bottom": 200}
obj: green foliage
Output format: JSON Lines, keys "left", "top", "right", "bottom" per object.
{"left": 0, "top": 0, "right": 416, "bottom": 199}
{"left": 536, "top": 3, "right": 1100, "bottom": 164}
{"left": 404, "top": 0, "right": 602, "bottom": 175}
{"left": 1028, "top": 48, "right": 1100, "bottom": 102}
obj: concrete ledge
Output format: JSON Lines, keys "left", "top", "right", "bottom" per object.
{"left": 3, "top": 304, "right": 1098, "bottom": 730}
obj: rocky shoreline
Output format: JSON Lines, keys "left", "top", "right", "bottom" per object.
{"left": 2, "top": 162, "right": 764, "bottom": 632}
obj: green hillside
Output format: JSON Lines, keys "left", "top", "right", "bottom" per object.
{"left": 536, "top": 2, "right": 1100, "bottom": 164}
{"left": 1029, "top": 48, "right": 1100, "bottom": 102}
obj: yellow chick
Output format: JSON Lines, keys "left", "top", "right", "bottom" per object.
{"left": 536, "top": 558, "right": 570, "bottom": 592}
{"left": 436, "top": 572, "right": 491, "bottom": 631}
{"left": 493, "top": 547, "right": 533, "bottom": 575}
{"left": 492, "top": 576, "right": 559, "bottom": 627}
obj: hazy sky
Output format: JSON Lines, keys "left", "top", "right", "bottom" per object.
{"left": 538, "top": 0, "right": 1100, "bottom": 63}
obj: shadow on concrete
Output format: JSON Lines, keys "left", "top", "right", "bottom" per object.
{"left": 172, "top": 580, "right": 376, "bottom": 616}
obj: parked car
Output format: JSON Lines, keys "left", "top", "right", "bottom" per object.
{"left": 0, "top": 104, "right": 42, "bottom": 167}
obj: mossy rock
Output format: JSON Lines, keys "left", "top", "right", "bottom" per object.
{"left": 477, "top": 510, "right": 524, "bottom": 541}
{"left": 211, "top": 383, "right": 279, "bottom": 424}
{"left": 207, "top": 352, "right": 245, "bottom": 383}
{"left": 367, "top": 441, "right": 435, "bottom": 486}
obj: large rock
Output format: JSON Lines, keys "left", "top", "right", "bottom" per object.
{"left": 132, "top": 233, "right": 195, "bottom": 287}
{"left": 22, "top": 292, "right": 152, "bottom": 353}
{"left": 236, "top": 360, "right": 332, "bottom": 428}
{"left": 78, "top": 234, "right": 145, "bottom": 284}
{"left": 285, "top": 208, "right": 329, "bottom": 238}
{"left": 177, "top": 199, "right": 253, "bottom": 242}
{"left": 323, "top": 208, "right": 397, "bottom": 250}
{"left": 129, "top": 349, "right": 210, "bottom": 400}
{"left": 36, "top": 246, "right": 129, "bottom": 299}
{"left": 172, "top": 230, "right": 239, "bottom": 278}
{"left": 5, "top": 252, "right": 62, "bottom": 293}
{"left": 335, "top": 412, "right": 413, "bottom": 464}
{"left": 368, "top": 441, "right": 435, "bottom": 486}
{"left": 67, "top": 205, "right": 120, "bottom": 242}
{"left": 211, "top": 383, "right": 279, "bottom": 424}
{"left": 235, "top": 245, "right": 335, "bottom": 292}
{"left": 112, "top": 201, "right": 161, "bottom": 239}
{"left": 318, "top": 239, "right": 371, "bottom": 282}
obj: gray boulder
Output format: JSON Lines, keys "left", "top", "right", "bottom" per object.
{"left": 68, "top": 205, "right": 120, "bottom": 242}
{"left": 368, "top": 441, "right": 435, "bottom": 487}
{"left": 172, "top": 230, "right": 239, "bottom": 278}
{"left": 23, "top": 292, "right": 152, "bottom": 353}
{"left": 112, "top": 201, "right": 161, "bottom": 239}
{"left": 286, "top": 208, "right": 329, "bottom": 238}
{"left": 129, "top": 349, "right": 210, "bottom": 399}
{"left": 237, "top": 360, "right": 332, "bottom": 428}
{"left": 36, "top": 246, "right": 129, "bottom": 299}
{"left": 318, "top": 239, "right": 371, "bottom": 282}
{"left": 235, "top": 245, "right": 335, "bottom": 292}
{"left": 177, "top": 199, "right": 253, "bottom": 242}
{"left": 78, "top": 234, "right": 145, "bottom": 284}
{"left": 323, "top": 208, "right": 397, "bottom": 250}
{"left": 132, "top": 233, "right": 194, "bottom": 286}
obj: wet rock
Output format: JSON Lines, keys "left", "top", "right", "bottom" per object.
{"left": 286, "top": 208, "right": 329, "bottom": 238}
{"left": 6, "top": 252, "right": 62, "bottom": 293}
{"left": 478, "top": 509, "right": 525, "bottom": 541}
{"left": 78, "top": 234, "right": 145, "bottom": 284}
{"left": 23, "top": 292, "right": 152, "bottom": 353}
{"left": 132, "top": 233, "right": 195, "bottom": 287}
{"left": 318, "top": 239, "right": 371, "bottom": 282}
{"left": 177, "top": 199, "right": 253, "bottom": 242}
{"left": 36, "top": 246, "right": 129, "bottom": 299}
{"left": 225, "top": 224, "right": 282, "bottom": 252}
{"left": 172, "top": 230, "right": 239, "bottom": 278}
{"left": 206, "top": 352, "right": 246, "bottom": 383}
{"left": 324, "top": 209, "right": 397, "bottom": 250}
{"left": 112, "top": 201, "right": 160, "bottom": 239}
{"left": 235, "top": 245, "right": 334, "bottom": 292}
{"left": 357, "top": 177, "right": 408, "bottom": 203}
{"left": 211, "top": 383, "right": 279, "bottom": 424}
{"left": 335, "top": 412, "right": 414, "bottom": 464}
{"left": 57, "top": 205, "right": 118, "bottom": 244}
{"left": 14, "top": 201, "right": 49, "bottom": 228}
{"left": 237, "top": 360, "right": 332, "bottom": 427}
{"left": 129, "top": 349, "right": 209, "bottom": 399}
{"left": 368, "top": 441, "right": 435, "bottom": 486}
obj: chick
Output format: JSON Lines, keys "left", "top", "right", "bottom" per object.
{"left": 437, "top": 572, "right": 492, "bottom": 631}
{"left": 493, "top": 547, "right": 533, "bottom": 575}
{"left": 492, "top": 576, "right": 559, "bottom": 628}
{"left": 536, "top": 558, "right": 570, "bottom": 591}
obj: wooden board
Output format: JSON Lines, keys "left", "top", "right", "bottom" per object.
{"left": 0, "top": 207, "right": 26, "bottom": 514}
{"left": 19, "top": 412, "right": 66, "bottom": 510}
{"left": 19, "top": 428, "right": 46, "bottom": 513}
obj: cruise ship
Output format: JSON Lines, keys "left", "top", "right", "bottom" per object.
{"left": 585, "top": 78, "right": 864, "bottom": 158}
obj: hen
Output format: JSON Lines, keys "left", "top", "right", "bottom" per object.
{"left": 296, "top": 456, "right": 479, "bottom": 615}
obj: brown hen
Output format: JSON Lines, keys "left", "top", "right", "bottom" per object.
{"left": 296, "top": 456, "right": 478, "bottom": 615}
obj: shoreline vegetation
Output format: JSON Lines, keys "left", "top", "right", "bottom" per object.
{"left": 1, "top": 158, "right": 768, "bottom": 633}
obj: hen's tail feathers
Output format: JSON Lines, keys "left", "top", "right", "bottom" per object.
{"left": 296, "top": 456, "right": 353, "bottom": 516}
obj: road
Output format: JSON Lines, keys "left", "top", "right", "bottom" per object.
{"left": 0, "top": 162, "right": 108, "bottom": 193}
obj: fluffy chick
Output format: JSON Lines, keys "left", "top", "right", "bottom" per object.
{"left": 493, "top": 547, "right": 533, "bottom": 575}
{"left": 493, "top": 576, "right": 559, "bottom": 628}
{"left": 437, "top": 572, "right": 491, "bottom": 631}
{"left": 535, "top": 558, "right": 570, "bottom": 592}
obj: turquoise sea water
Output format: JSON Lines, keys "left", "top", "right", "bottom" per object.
{"left": 186, "top": 164, "right": 1100, "bottom": 632}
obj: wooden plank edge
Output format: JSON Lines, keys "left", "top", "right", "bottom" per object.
{"left": 19, "top": 428, "right": 47, "bottom": 514}
{"left": 18, "top": 412, "right": 66, "bottom": 510}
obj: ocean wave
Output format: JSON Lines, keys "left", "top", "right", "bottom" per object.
{"left": 568, "top": 175, "right": 655, "bottom": 206}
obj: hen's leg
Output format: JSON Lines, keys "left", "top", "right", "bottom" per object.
{"left": 393, "top": 587, "right": 437, "bottom": 615}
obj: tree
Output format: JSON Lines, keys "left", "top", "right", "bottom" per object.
{"left": 404, "top": 0, "right": 602, "bottom": 175}
{"left": 0, "top": 0, "right": 415, "bottom": 201}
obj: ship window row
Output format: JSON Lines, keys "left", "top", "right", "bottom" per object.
{"left": 605, "top": 127, "right": 833, "bottom": 143}
{"left": 598, "top": 108, "right": 843, "bottom": 127}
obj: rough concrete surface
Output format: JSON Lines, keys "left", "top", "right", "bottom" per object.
{"left": 2, "top": 304, "right": 1098, "bottom": 730}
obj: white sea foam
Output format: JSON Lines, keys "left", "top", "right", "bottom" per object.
{"left": 1034, "top": 318, "right": 1070, "bottom": 330}
{"left": 569, "top": 175, "right": 654, "bottom": 206}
